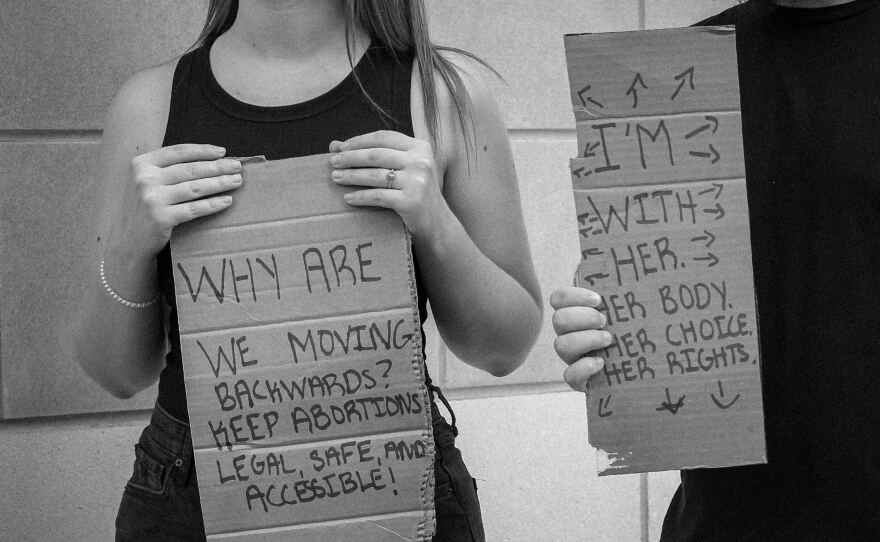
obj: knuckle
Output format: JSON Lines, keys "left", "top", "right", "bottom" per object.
{"left": 188, "top": 201, "right": 200, "bottom": 218}
{"left": 183, "top": 162, "right": 199, "bottom": 179}
{"left": 141, "top": 189, "right": 160, "bottom": 207}
{"left": 189, "top": 181, "right": 202, "bottom": 196}
{"left": 411, "top": 155, "right": 433, "bottom": 171}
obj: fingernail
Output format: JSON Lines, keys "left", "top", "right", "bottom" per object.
{"left": 602, "top": 331, "right": 613, "bottom": 343}
{"left": 331, "top": 170, "right": 341, "bottom": 181}
{"left": 214, "top": 146, "right": 226, "bottom": 155}
{"left": 230, "top": 174, "right": 242, "bottom": 184}
{"left": 599, "top": 313, "right": 607, "bottom": 327}
{"left": 221, "top": 196, "right": 232, "bottom": 204}
{"left": 228, "top": 159, "right": 241, "bottom": 171}
{"left": 343, "top": 193, "right": 353, "bottom": 202}
{"left": 330, "top": 154, "right": 341, "bottom": 166}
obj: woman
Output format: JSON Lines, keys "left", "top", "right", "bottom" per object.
{"left": 73, "top": 1, "right": 542, "bottom": 540}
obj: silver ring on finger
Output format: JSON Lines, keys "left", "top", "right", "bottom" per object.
{"left": 385, "top": 168, "right": 396, "bottom": 190}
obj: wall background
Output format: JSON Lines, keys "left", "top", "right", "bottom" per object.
{"left": 0, "top": 1, "right": 735, "bottom": 540}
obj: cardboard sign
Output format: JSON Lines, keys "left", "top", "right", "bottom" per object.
{"left": 563, "top": 27, "right": 766, "bottom": 475}
{"left": 170, "top": 154, "right": 435, "bottom": 541}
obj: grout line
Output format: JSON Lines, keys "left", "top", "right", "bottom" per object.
{"left": 0, "top": 407, "right": 152, "bottom": 430}
{"left": 508, "top": 128, "right": 576, "bottom": 140}
{"left": 441, "top": 381, "right": 572, "bottom": 401}
{"left": 641, "top": 473, "right": 650, "bottom": 542}
{"left": 639, "top": 0, "right": 647, "bottom": 30}
{"left": 0, "top": 129, "right": 103, "bottom": 143}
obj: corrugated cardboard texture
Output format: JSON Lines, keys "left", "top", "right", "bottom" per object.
{"left": 170, "top": 154, "right": 435, "bottom": 540}
{"left": 563, "top": 27, "right": 766, "bottom": 475}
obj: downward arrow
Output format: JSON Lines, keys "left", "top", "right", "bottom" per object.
{"left": 671, "top": 66, "right": 695, "bottom": 101}
{"left": 583, "top": 141, "right": 601, "bottom": 158}
{"left": 656, "top": 387, "right": 686, "bottom": 415}
{"left": 626, "top": 73, "right": 648, "bottom": 109}
{"left": 598, "top": 395, "right": 613, "bottom": 418}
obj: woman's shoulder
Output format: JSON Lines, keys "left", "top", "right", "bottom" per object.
{"left": 411, "top": 49, "right": 507, "bottom": 174}
{"left": 104, "top": 58, "right": 180, "bottom": 152}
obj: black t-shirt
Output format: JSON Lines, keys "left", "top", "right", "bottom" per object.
{"left": 661, "top": 1, "right": 880, "bottom": 540}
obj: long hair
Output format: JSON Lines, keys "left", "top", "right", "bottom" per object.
{"left": 192, "top": 0, "right": 494, "bottom": 158}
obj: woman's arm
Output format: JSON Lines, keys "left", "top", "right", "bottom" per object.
{"left": 330, "top": 55, "right": 543, "bottom": 377}
{"left": 72, "top": 63, "right": 242, "bottom": 398}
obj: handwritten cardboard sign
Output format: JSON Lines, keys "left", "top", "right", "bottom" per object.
{"left": 563, "top": 27, "right": 766, "bottom": 475}
{"left": 170, "top": 154, "right": 435, "bottom": 540}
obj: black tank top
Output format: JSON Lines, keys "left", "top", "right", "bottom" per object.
{"left": 155, "top": 38, "right": 430, "bottom": 422}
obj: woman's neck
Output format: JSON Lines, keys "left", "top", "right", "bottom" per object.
{"left": 225, "top": 0, "right": 349, "bottom": 60}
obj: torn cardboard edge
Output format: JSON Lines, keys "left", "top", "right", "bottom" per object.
{"left": 402, "top": 228, "right": 437, "bottom": 539}
{"left": 563, "top": 27, "right": 767, "bottom": 476}
{"left": 170, "top": 153, "right": 435, "bottom": 539}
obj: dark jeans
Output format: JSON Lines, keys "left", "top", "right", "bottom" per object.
{"left": 115, "top": 402, "right": 485, "bottom": 541}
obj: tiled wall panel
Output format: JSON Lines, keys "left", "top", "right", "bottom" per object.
{"left": 428, "top": 0, "right": 641, "bottom": 129}
{"left": 1, "top": 0, "right": 203, "bottom": 130}
{"left": 0, "top": 142, "right": 156, "bottom": 417}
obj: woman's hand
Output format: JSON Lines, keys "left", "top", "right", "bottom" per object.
{"left": 117, "top": 144, "right": 243, "bottom": 256}
{"left": 550, "top": 286, "right": 614, "bottom": 392}
{"left": 328, "top": 131, "right": 450, "bottom": 241}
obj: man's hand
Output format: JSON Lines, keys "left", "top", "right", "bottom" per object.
{"left": 550, "top": 286, "right": 613, "bottom": 392}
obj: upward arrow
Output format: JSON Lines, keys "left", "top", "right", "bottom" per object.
{"left": 671, "top": 66, "right": 695, "bottom": 101}
{"left": 626, "top": 73, "right": 648, "bottom": 109}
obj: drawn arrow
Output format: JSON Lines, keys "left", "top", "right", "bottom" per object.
{"left": 702, "top": 203, "right": 726, "bottom": 220}
{"left": 685, "top": 115, "right": 719, "bottom": 139}
{"left": 577, "top": 85, "right": 604, "bottom": 110}
{"left": 626, "top": 73, "right": 648, "bottom": 109}
{"left": 583, "top": 141, "right": 601, "bottom": 158}
{"left": 692, "top": 253, "right": 720, "bottom": 267}
{"left": 577, "top": 212, "right": 590, "bottom": 224}
{"left": 690, "top": 230, "right": 716, "bottom": 248}
{"left": 581, "top": 272, "right": 610, "bottom": 287}
{"left": 581, "top": 247, "right": 604, "bottom": 260}
{"left": 572, "top": 166, "right": 589, "bottom": 179}
{"left": 689, "top": 144, "right": 721, "bottom": 164}
{"left": 598, "top": 395, "right": 613, "bottom": 417}
{"left": 710, "top": 381, "right": 741, "bottom": 410}
{"left": 656, "top": 388, "right": 686, "bottom": 415}
{"left": 671, "top": 66, "right": 695, "bottom": 101}
{"left": 698, "top": 182, "right": 724, "bottom": 200}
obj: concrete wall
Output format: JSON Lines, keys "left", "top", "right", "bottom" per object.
{"left": 0, "top": 1, "right": 735, "bottom": 540}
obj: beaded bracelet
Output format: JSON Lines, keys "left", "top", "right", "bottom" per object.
{"left": 99, "top": 259, "right": 160, "bottom": 309}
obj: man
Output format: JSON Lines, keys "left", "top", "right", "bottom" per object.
{"left": 552, "top": 0, "right": 880, "bottom": 539}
